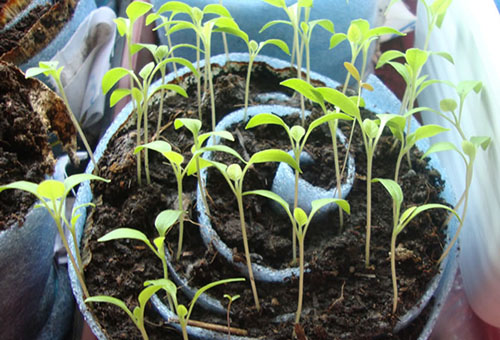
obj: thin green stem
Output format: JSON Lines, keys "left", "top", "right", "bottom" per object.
{"left": 138, "top": 324, "right": 149, "bottom": 340}
{"left": 176, "top": 177, "right": 185, "bottom": 261}
{"left": 206, "top": 51, "right": 217, "bottom": 133}
{"left": 196, "top": 36, "right": 202, "bottom": 120}
{"left": 54, "top": 78, "right": 98, "bottom": 171}
{"left": 390, "top": 231, "right": 398, "bottom": 313}
{"left": 243, "top": 57, "right": 254, "bottom": 122}
{"left": 365, "top": 150, "right": 373, "bottom": 268}
{"left": 295, "top": 236, "right": 305, "bottom": 325}
{"left": 236, "top": 194, "right": 260, "bottom": 311}
{"left": 292, "top": 169, "right": 299, "bottom": 265}
{"left": 196, "top": 157, "right": 210, "bottom": 216}
{"left": 329, "top": 120, "right": 344, "bottom": 230}
{"left": 143, "top": 101, "right": 151, "bottom": 185}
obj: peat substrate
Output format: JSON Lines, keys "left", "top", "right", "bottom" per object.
{"left": 82, "top": 60, "right": 448, "bottom": 340}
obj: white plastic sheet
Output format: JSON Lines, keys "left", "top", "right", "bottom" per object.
{"left": 415, "top": 0, "right": 500, "bottom": 328}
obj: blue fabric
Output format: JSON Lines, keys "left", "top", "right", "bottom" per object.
{"left": 495, "top": 0, "right": 500, "bottom": 12}
{"left": 151, "top": 0, "right": 377, "bottom": 83}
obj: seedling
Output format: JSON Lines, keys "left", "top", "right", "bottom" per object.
{"left": 329, "top": 19, "right": 403, "bottom": 92}
{"left": 145, "top": 277, "right": 245, "bottom": 340}
{"left": 85, "top": 283, "right": 165, "bottom": 340}
{"left": 0, "top": 174, "right": 109, "bottom": 299}
{"left": 223, "top": 294, "right": 240, "bottom": 340}
{"left": 246, "top": 111, "right": 350, "bottom": 262}
{"left": 206, "top": 149, "right": 301, "bottom": 311}
{"left": 293, "top": 199, "right": 350, "bottom": 324}
{"left": 104, "top": 0, "right": 195, "bottom": 185}
{"left": 25, "top": 61, "right": 98, "bottom": 171}
{"left": 422, "top": 80, "right": 491, "bottom": 263}
{"left": 280, "top": 78, "right": 355, "bottom": 229}
{"left": 373, "top": 178, "right": 459, "bottom": 313}
{"left": 260, "top": 0, "right": 313, "bottom": 125}
{"left": 154, "top": 2, "right": 242, "bottom": 130}
{"left": 134, "top": 136, "right": 239, "bottom": 260}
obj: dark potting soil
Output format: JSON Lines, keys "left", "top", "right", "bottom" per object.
{"left": 82, "top": 60, "right": 449, "bottom": 340}
{"left": 0, "top": 4, "right": 51, "bottom": 56}
{"left": 0, "top": 62, "right": 55, "bottom": 230}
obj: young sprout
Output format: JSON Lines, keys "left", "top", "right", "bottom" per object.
{"left": 329, "top": 19, "right": 403, "bottom": 93}
{"left": 154, "top": 2, "right": 242, "bottom": 130}
{"left": 246, "top": 111, "right": 351, "bottom": 262}
{"left": 85, "top": 283, "right": 165, "bottom": 340}
{"left": 206, "top": 149, "right": 301, "bottom": 311}
{"left": 260, "top": 0, "right": 313, "bottom": 126}
{"left": 422, "top": 80, "right": 491, "bottom": 263}
{"left": 145, "top": 277, "right": 245, "bottom": 340}
{"left": 25, "top": 61, "right": 98, "bottom": 171}
{"left": 97, "top": 209, "right": 182, "bottom": 282}
{"left": 174, "top": 118, "right": 235, "bottom": 215}
{"left": 102, "top": 51, "right": 194, "bottom": 185}
{"left": 293, "top": 198, "right": 350, "bottom": 324}
{"left": 372, "top": 178, "right": 459, "bottom": 313}
{"left": 130, "top": 43, "right": 197, "bottom": 138}
{"left": 0, "top": 174, "right": 109, "bottom": 299}
{"left": 377, "top": 0, "right": 454, "bottom": 168}
{"left": 223, "top": 294, "right": 240, "bottom": 340}
{"left": 134, "top": 135, "right": 238, "bottom": 260}
{"left": 280, "top": 78, "right": 356, "bottom": 229}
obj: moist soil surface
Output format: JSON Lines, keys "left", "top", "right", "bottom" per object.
{"left": 0, "top": 62, "right": 55, "bottom": 230}
{"left": 82, "top": 60, "right": 449, "bottom": 340}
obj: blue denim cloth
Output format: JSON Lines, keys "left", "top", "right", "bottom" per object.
{"left": 151, "top": 0, "right": 377, "bottom": 83}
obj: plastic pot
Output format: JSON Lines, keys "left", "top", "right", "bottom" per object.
{"left": 69, "top": 53, "right": 459, "bottom": 340}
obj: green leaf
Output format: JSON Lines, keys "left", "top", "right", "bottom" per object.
{"left": 155, "top": 210, "right": 183, "bottom": 236}
{"left": 280, "top": 78, "right": 323, "bottom": 104}
{"left": 261, "top": 39, "right": 290, "bottom": 55}
{"left": 156, "top": 1, "right": 192, "bottom": 15}
{"left": 64, "top": 174, "right": 109, "bottom": 198}
{"left": 138, "top": 284, "right": 163, "bottom": 309}
{"left": 314, "top": 19, "right": 335, "bottom": 34}
{"left": 298, "top": 0, "right": 313, "bottom": 7}
{"left": 243, "top": 189, "right": 291, "bottom": 215}
{"left": 470, "top": 136, "right": 491, "bottom": 150}
{"left": 405, "top": 48, "right": 429, "bottom": 71}
{"left": 145, "top": 279, "right": 178, "bottom": 303}
{"left": 421, "top": 141, "right": 461, "bottom": 159}
{"left": 113, "top": 17, "right": 129, "bottom": 37}
{"left": 135, "top": 141, "right": 172, "bottom": 156}
{"left": 203, "top": 4, "right": 231, "bottom": 17}
{"left": 139, "top": 62, "right": 155, "bottom": 80}
{"left": 198, "top": 131, "right": 234, "bottom": 146}
{"left": 102, "top": 68, "right": 131, "bottom": 94}
{"left": 362, "top": 119, "right": 378, "bottom": 139}
{"left": 214, "top": 26, "right": 248, "bottom": 44}
{"left": 261, "top": 0, "right": 286, "bottom": 8}
{"left": 387, "top": 61, "right": 410, "bottom": 84}
{"left": 85, "top": 296, "right": 134, "bottom": 320}
{"left": 347, "top": 22, "right": 362, "bottom": 44}
{"left": 259, "top": 20, "right": 292, "bottom": 33}
{"left": 249, "top": 149, "right": 301, "bottom": 172}
{"left": 130, "top": 42, "right": 154, "bottom": 56}
{"left": 174, "top": 118, "right": 202, "bottom": 136}
{"left": 195, "top": 145, "right": 245, "bottom": 163}
{"left": 398, "top": 203, "right": 458, "bottom": 235}
{"left": 311, "top": 198, "right": 350, "bottom": 217}
{"left": 145, "top": 13, "right": 160, "bottom": 26}
{"left": 131, "top": 88, "right": 143, "bottom": 104}
{"left": 0, "top": 181, "right": 39, "bottom": 200}
{"left": 368, "top": 26, "right": 404, "bottom": 38}
{"left": 177, "top": 304, "right": 188, "bottom": 319}
{"left": 290, "top": 125, "right": 305, "bottom": 144}
{"left": 316, "top": 87, "right": 360, "bottom": 119}
{"left": 164, "top": 151, "right": 184, "bottom": 166}
{"left": 187, "top": 278, "right": 245, "bottom": 318}
{"left": 440, "top": 98, "right": 457, "bottom": 112}
{"left": 344, "top": 62, "right": 360, "bottom": 82}
{"left": 432, "top": 51, "right": 454, "bottom": 64}
{"left": 408, "top": 125, "right": 449, "bottom": 148}
{"left": 456, "top": 80, "right": 483, "bottom": 97}
{"left": 169, "top": 22, "right": 196, "bottom": 35}
{"left": 227, "top": 164, "right": 243, "bottom": 182}
{"left": 126, "top": 1, "right": 153, "bottom": 22}
{"left": 329, "top": 33, "right": 347, "bottom": 49}
{"left": 376, "top": 50, "right": 405, "bottom": 69}
{"left": 245, "top": 113, "right": 289, "bottom": 132}
{"left": 151, "top": 84, "right": 188, "bottom": 98}
{"left": 110, "top": 88, "right": 131, "bottom": 107}
{"left": 309, "top": 112, "right": 352, "bottom": 133}
{"left": 293, "top": 208, "right": 308, "bottom": 228}
{"left": 462, "top": 140, "right": 476, "bottom": 160}
{"left": 36, "top": 180, "right": 65, "bottom": 201}
{"left": 98, "top": 228, "right": 150, "bottom": 244}
{"left": 372, "top": 178, "right": 403, "bottom": 207}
